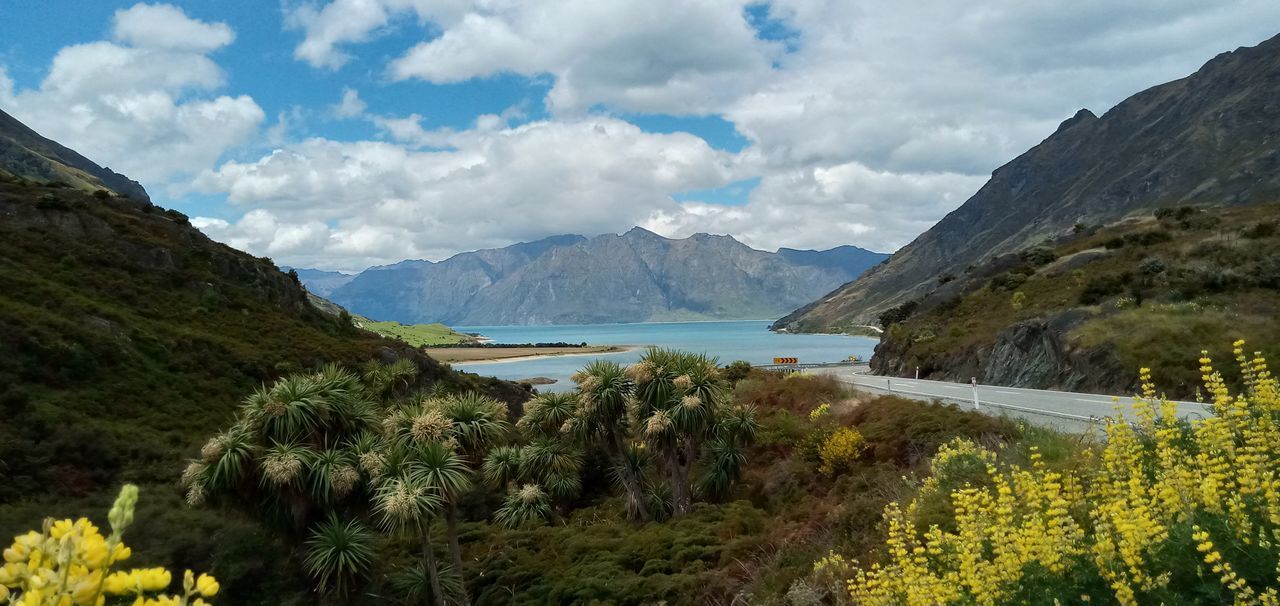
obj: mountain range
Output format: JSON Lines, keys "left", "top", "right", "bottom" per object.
{"left": 773, "top": 32, "right": 1280, "bottom": 333}
{"left": 303, "top": 232, "right": 887, "bottom": 326}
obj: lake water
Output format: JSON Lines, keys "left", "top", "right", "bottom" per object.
{"left": 452, "top": 320, "right": 878, "bottom": 392}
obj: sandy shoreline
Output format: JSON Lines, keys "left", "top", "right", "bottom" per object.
{"left": 431, "top": 345, "right": 639, "bottom": 365}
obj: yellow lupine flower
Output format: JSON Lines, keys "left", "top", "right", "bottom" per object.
{"left": 2, "top": 485, "right": 217, "bottom": 606}
{"left": 841, "top": 342, "right": 1280, "bottom": 605}
{"left": 195, "top": 573, "right": 219, "bottom": 597}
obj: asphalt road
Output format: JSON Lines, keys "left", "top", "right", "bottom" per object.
{"left": 819, "top": 365, "right": 1212, "bottom": 431}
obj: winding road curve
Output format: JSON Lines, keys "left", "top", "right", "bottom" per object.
{"left": 810, "top": 364, "right": 1211, "bottom": 431}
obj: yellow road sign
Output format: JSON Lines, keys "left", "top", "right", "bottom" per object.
{"left": 773, "top": 357, "right": 798, "bottom": 364}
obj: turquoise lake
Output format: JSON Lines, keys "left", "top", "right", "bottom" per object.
{"left": 452, "top": 320, "right": 878, "bottom": 392}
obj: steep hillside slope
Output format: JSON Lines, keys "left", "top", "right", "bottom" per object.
{"left": 0, "top": 108, "right": 149, "bottom": 200}
{"left": 0, "top": 175, "right": 527, "bottom": 600}
{"left": 320, "top": 229, "right": 887, "bottom": 325}
{"left": 869, "top": 204, "right": 1280, "bottom": 397}
{"left": 775, "top": 33, "right": 1280, "bottom": 332}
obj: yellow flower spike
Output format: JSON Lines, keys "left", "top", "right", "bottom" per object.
{"left": 183, "top": 569, "right": 194, "bottom": 593}
{"left": 102, "top": 570, "right": 131, "bottom": 594}
{"left": 195, "top": 573, "right": 219, "bottom": 597}
{"left": 842, "top": 342, "right": 1280, "bottom": 606}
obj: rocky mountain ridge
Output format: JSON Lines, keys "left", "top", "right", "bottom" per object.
{"left": 310, "top": 229, "right": 887, "bottom": 325}
{"left": 774, "top": 32, "right": 1280, "bottom": 333}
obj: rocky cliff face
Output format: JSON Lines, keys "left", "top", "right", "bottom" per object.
{"left": 775, "top": 32, "right": 1280, "bottom": 332}
{"left": 317, "top": 229, "right": 887, "bottom": 325}
{"left": 871, "top": 310, "right": 1133, "bottom": 394}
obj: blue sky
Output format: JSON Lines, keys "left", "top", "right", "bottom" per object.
{"left": 2, "top": 1, "right": 1277, "bottom": 271}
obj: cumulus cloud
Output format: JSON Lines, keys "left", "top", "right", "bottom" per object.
{"left": 285, "top": 0, "right": 456, "bottom": 69}
{"left": 288, "top": 0, "right": 780, "bottom": 115}
{"left": 332, "top": 87, "right": 367, "bottom": 119}
{"left": 726, "top": 0, "right": 1280, "bottom": 175}
{"left": 113, "top": 3, "right": 235, "bottom": 51}
{"left": 193, "top": 117, "right": 736, "bottom": 270}
{"left": 0, "top": 3, "right": 263, "bottom": 188}
{"left": 646, "top": 164, "right": 987, "bottom": 254}
{"left": 181, "top": 1, "right": 1280, "bottom": 272}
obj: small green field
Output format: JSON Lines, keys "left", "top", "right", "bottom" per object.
{"left": 352, "top": 316, "right": 475, "bottom": 346}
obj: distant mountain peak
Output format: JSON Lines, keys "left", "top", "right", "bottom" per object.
{"left": 622, "top": 225, "right": 666, "bottom": 239}
{"left": 1053, "top": 108, "right": 1098, "bottom": 135}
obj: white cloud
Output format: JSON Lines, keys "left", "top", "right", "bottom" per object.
{"left": 285, "top": 0, "right": 458, "bottom": 69}
{"left": 0, "top": 67, "right": 12, "bottom": 106}
{"left": 725, "top": 0, "right": 1280, "bottom": 175}
{"left": 0, "top": 3, "right": 263, "bottom": 189}
{"left": 260, "top": 0, "right": 1280, "bottom": 273}
{"left": 194, "top": 117, "right": 736, "bottom": 270}
{"left": 288, "top": 0, "right": 780, "bottom": 115}
{"left": 645, "top": 163, "right": 987, "bottom": 254}
{"left": 332, "top": 87, "right": 367, "bottom": 119}
{"left": 113, "top": 3, "right": 235, "bottom": 51}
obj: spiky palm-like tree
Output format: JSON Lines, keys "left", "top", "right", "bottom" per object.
{"left": 410, "top": 440, "right": 473, "bottom": 604}
{"left": 378, "top": 392, "right": 507, "bottom": 605}
{"left": 183, "top": 365, "right": 380, "bottom": 530}
{"left": 569, "top": 360, "right": 652, "bottom": 522}
{"left": 517, "top": 391, "right": 577, "bottom": 436}
{"left": 440, "top": 392, "right": 511, "bottom": 463}
{"left": 628, "top": 349, "right": 726, "bottom": 516}
{"left": 303, "top": 513, "right": 378, "bottom": 602}
{"left": 372, "top": 472, "right": 446, "bottom": 606}
{"left": 494, "top": 484, "right": 553, "bottom": 528}
{"left": 362, "top": 358, "right": 418, "bottom": 398}
{"left": 481, "top": 445, "right": 523, "bottom": 488}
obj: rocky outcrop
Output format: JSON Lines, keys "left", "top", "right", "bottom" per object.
{"left": 776, "top": 32, "right": 1280, "bottom": 332}
{"left": 872, "top": 310, "right": 1134, "bottom": 394}
{"left": 315, "top": 229, "right": 887, "bottom": 325}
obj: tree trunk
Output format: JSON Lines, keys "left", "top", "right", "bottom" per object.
{"left": 667, "top": 452, "right": 690, "bottom": 517}
{"left": 609, "top": 432, "right": 651, "bottom": 522}
{"left": 419, "top": 521, "right": 445, "bottom": 606}
{"left": 444, "top": 503, "right": 471, "bottom": 606}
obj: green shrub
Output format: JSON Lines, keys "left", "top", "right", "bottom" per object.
{"left": 1020, "top": 246, "right": 1057, "bottom": 267}
{"left": 1079, "top": 272, "right": 1131, "bottom": 305}
{"left": 877, "top": 300, "right": 919, "bottom": 328}
{"left": 988, "top": 271, "right": 1028, "bottom": 292}
{"left": 734, "top": 373, "right": 847, "bottom": 414}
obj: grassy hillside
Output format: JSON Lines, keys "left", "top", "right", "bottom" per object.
{"left": 0, "top": 175, "right": 527, "bottom": 602}
{"left": 352, "top": 315, "right": 476, "bottom": 346}
{"left": 872, "top": 203, "right": 1280, "bottom": 395}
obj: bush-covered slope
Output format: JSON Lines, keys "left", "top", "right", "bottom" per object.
{"left": 0, "top": 175, "right": 528, "bottom": 602}
{"left": 869, "top": 204, "right": 1280, "bottom": 396}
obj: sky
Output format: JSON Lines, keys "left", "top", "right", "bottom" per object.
{"left": 2, "top": 1, "right": 1278, "bottom": 272}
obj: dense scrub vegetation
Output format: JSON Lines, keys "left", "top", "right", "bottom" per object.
{"left": 0, "top": 178, "right": 525, "bottom": 603}
{"left": 165, "top": 354, "right": 1020, "bottom": 604}
{"left": 876, "top": 203, "right": 1280, "bottom": 395}
{"left": 828, "top": 342, "right": 1280, "bottom": 605}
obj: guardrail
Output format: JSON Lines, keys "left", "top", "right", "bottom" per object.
{"left": 753, "top": 361, "right": 867, "bottom": 371}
